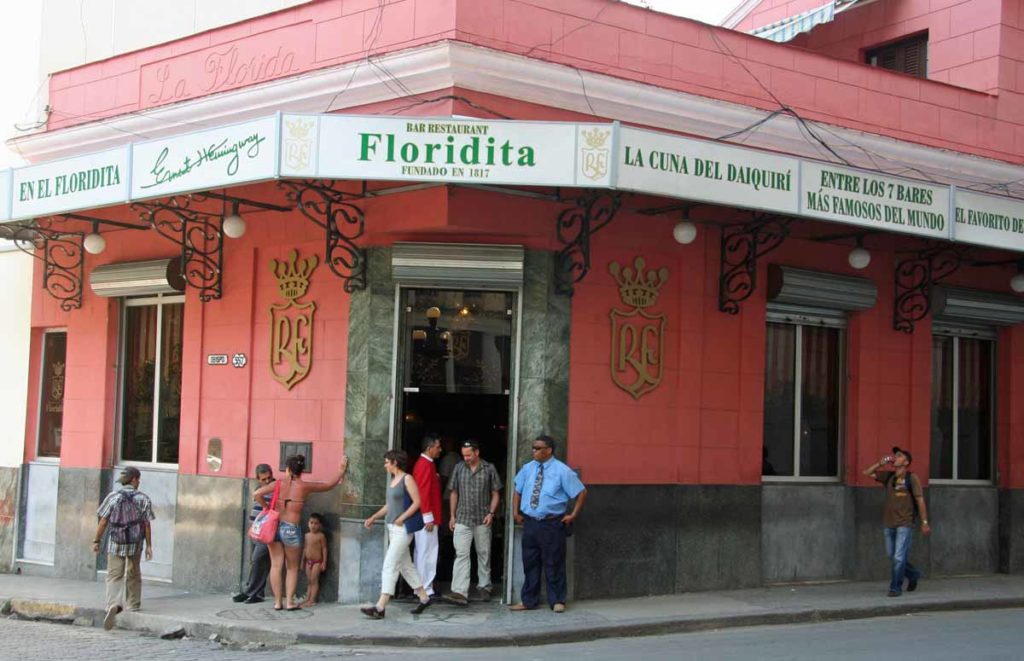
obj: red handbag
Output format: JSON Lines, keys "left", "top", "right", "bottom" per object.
{"left": 248, "top": 481, "right": 281, "bottom": 544}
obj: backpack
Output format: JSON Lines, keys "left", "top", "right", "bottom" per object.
{"left": 108, "top": 490, "right": 145, "bottom": 545}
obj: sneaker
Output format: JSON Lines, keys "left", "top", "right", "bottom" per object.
{"left": 552, "top": 603, "right": 566, "bottom": 613}
{"left": 232, "top": 593, "right": 248, "bottom": 603}
{"left": 244, "top": 595, "right": 264, "bottom": 604}
{"left": 887, "top": 590, "right": 901, "bottom": 597}
{"left": 478, "top": 586, "right": 492, "bottom": 602}
{"left": 907, "top": 576, "right": 918, "bottom": 592}
{"left": 443, "top": 591, "right": 469, "bottom": 606}
{"left": 103, "top": 605, "right": 119, "bottom": 631}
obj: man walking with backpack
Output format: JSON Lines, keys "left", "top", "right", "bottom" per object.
{"left": 863, "top": 447, "right": 931, "bottom": 597}
{"left": 91, "top": 467, "right": 155, "bottom": 630}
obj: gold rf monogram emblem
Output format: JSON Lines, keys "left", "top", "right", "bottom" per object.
{"left": 269, "top": 249, "right": 319, "bottom": 390}
{"left": 608, "top": 256, "right": 668, "bottom": 400}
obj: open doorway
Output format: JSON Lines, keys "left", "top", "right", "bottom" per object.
{"left": 396, "top": 287, "right": 515, "bottom": 600}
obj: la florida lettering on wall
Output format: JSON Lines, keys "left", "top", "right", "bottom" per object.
{"left": 801, "top": 162, "right": 949, "bottom": 239}
{"left": 131, "top": 116, "right": 279, "bottom": 199}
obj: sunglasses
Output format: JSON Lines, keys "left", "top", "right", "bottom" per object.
{"left": 461, "top": 442, "right": 479, "bottom": 449}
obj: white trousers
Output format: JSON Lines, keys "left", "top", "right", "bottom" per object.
{"left": 381, "top": 524, "right": 423, "bottom": 596}
{"left": 451, "top": 522, "right": 492, "bottom": 596}
{"left": 413, "top": 526, "right": 439, "bottom": 596}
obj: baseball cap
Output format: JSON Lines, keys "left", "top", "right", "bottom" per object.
{"left": 892, "top": 446, "right": 913, "bottom": 464}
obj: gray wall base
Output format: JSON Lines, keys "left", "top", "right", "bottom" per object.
{"left": 337, "top": 517, "right": 386, "bottom": 604}
{"left": 1000, "top": 488, "right": 1024, "bottom": 574}
{"left": 762, "top": 484, "right": 853, "bottom": 583}
{"left": 172, "top": 473, "right": 245, "bottom": 593}
{"left": 574, "top": 485, "right": 761, "bottom": 599}
{"left": 930, "top": 485, "right": 997, "bottom": 575}
{"left": 0, "top": 467, "right": 17, "bottom": 573}
{"left": 54, "top": 467, "right": 105, "bottom": 580}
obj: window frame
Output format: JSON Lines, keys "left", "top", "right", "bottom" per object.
{"left": 116, "top": 293, "right": 185, "bottom": 468}
{"left": 762, "top": 314, "right": 846, "bottom": 483}
{"left": 929, "top": 328, "right": 996, "bottom": 486}
{"left": 34, "top": 328, "right": 68, "bottom": 462}
{"left": 864, "top": 32, "right": 928, "bottom": 79}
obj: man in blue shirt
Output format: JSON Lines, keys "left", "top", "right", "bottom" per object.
{"left": 510, "top": 434, "right": 586, "bottom": 613}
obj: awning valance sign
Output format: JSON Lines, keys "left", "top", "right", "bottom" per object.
{"left": 3, "top": 113, "right": 1024, "bottom": 253}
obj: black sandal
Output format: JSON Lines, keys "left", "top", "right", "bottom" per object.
{"left": 410, "top": 599, "right": 431, "bottom": 615}
{"left": 360, "top": 605, "right": 385, "bottom": 619}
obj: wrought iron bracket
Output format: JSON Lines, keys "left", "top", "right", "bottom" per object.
{"left": 277, "top": 180, "right": 367, "bottom": 292}
{"left": 718, "top": 213, "right": 791, "bottom": 314}
{"left": 554, "top": 189, "right": 622, "bottom": 296}
{"left": 893, "top": 244, "right": 971, "bottom": 333}
{"left": 131, "top": 196, "right": 225, "bottom": 302}
{"left": 0, "top": 220, "right": 85, "bottom": 311}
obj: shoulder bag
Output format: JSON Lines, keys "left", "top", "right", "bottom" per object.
{"left": 248, "top": 480, "right": 281, "bottom": 544}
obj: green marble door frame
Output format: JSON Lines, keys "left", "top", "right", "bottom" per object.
{"left": 340, "top": 247, "right": 571, "bottom": 513}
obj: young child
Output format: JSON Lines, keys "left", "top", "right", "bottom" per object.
{"left": 300, "top": 513, "right": 328, "bottom": 607}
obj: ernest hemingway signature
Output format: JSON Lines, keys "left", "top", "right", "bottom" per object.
{"left": 141, "top": 132, "right": 266, "bottom": 189}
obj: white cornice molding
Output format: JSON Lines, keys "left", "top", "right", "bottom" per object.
{"left": 11, "top": 40, "right": 1024, "bottom": 197}
{"left": 721, "top": 0, "right": 762, "bottom": 29}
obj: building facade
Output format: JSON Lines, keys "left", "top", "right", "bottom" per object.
{"left": 5, "top": 0, "right": 1024, "bottom": 602}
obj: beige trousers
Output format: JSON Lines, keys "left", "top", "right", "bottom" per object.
{"left": 451, "top": 523, "right": 492, "bottom": 596}
{"left": 106, "top": 551, "right": 142, "bottom": 611}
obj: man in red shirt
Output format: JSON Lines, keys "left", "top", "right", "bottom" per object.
{"left": 412, "top": 433, "right": 443, "bottom": 599}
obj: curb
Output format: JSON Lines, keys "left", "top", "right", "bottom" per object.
{"left": 5, "top": 595, "right": 1024, "bottom": 648}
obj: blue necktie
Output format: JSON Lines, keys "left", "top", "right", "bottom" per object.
{"left": 530, "top": 462, "right": 544, "bottom": 510}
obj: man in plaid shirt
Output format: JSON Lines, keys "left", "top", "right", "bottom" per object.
{"left": 91, "top": 467, "right": 155, "bottom": 630}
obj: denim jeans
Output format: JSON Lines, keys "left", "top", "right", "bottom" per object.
{"left": 884, "top": 526, "right": 920, "bottom": 594}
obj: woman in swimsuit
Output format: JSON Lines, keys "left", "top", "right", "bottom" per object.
{"left": 253, "top": 453, "right": 348, "bottom": 610}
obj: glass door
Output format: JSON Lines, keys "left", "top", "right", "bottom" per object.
{"left": 396, "top": 288, "right": 515, "bottom": 599}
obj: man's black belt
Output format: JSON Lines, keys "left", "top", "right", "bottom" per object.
{"left": 523, "top": 514, "right": 563, "bottom": 521}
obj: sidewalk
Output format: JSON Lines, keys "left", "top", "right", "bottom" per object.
{"left": 2, "top": 572, "right": 1024, "bottom": 648}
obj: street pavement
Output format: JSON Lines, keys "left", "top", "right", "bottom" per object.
{"left": 2, "top": 572, "right": 1024, "bottom": 649}
{"left": 2, "top": 608, "right": 1024, "bottom": 659}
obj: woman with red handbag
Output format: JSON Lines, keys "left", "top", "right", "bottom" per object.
{"left": 253, "top": 453, "right": 348, "bottom": 611}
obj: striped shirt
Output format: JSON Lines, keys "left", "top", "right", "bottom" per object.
{"left": 249, "top": 481, "right": 275, "bottom": 520}
{"left": 97, "top": 485, "right": 155, "bottom": 558}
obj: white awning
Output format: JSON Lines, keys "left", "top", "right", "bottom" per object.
{"left": 750, "top": 0, "right": 866, "bottom": 43}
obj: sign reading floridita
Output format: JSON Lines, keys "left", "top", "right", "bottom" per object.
{"left": 616, "top": 126, "right": 800, "bottom": 214}
{"left": 6, "top": 113, "right": 1024, "bottom": 254}
{"left": 800, "top": 162, "right": 950, "bottom": 239}
{"left": 280, "top": 114, "right": 613, "bottom": 187}
{"left": 131, "top": 115, "right": 279, "bottom": 200}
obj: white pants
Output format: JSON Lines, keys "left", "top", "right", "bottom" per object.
{"left": 413, "top": 526, "right": 438, "bottom": 596}
{"left": 381, "top": 524, "right": 423, "bottom": 595}
{"left": 451, "top": 522, "right": 492, "bottom": 596}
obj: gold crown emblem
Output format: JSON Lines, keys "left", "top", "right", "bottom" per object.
{"left": 52, "top": 361, "right": 65, "bottom": 377}
{"left": 271, "top": 250, "right": 319, "bottom": 300}
{"left": 609, "top": 257, "right": 668, "bottom": 309}
{"left": 286, "top": 118, "right": 313, "bottom": 139}
{"left": 582, "top": 127, "right": 610, "bottom": 149}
